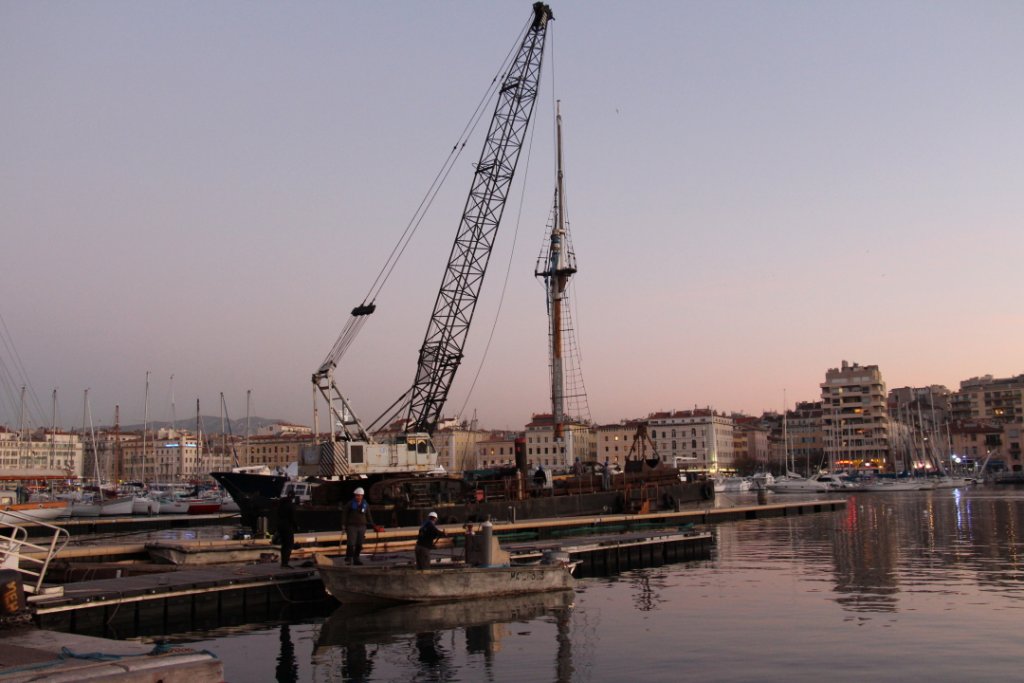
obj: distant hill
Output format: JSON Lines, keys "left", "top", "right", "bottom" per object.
{"left": 119, "top": 416, "right": 299, "bottom": 435}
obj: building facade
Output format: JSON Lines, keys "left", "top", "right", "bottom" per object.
{"left": 0, "top": 428, "right": 84, "bottom": 476}
{"left": 647, "top": 409, "right": 735, "bottom": 473}
{"left": 821, "top": 361, "right": 889, "bottom": 470}
{"left": 593, "top": 422, "right": 643, "bottom": 468}
{"left": 950, "top": 374, "right": 1024, "bottom": 423}
{"left": 524, "top": 414, "right": 593, "bottom": 471}
{"left": 474, "top": 433, "right": 520, "bottom": 470}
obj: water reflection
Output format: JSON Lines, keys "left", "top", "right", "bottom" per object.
{"left": 276, "top": 624, "right": 298, "bottom": 683}
{"left": 715, "top": 488, "right": 1024, "bottom": 615}
{"left": 313, "top": 591, "right": 574, "bottom": 681}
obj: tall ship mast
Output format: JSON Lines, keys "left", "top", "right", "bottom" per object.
{"left": 536, "top": 102, "right": 587, "bottom": 441}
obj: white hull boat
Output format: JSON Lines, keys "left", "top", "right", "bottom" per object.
{"left": 157, "top": 497, "right": 190, "bottom": 515}
{"left": 99, "top": 495, "right": 136, "bottom": 516}
{"left": 713, "top": 477, "right": 752, "bottom": 493}
{"left": 0, "top": 501, "right": 69, "bottom": 524}
{"left": 767, "top": 476, "right": 829, "bottom": 494}
{"left": 132, "top": 496, "right": 159, "bottom": 515}
{"left": 69, "top": 499, "right": 101, "bottom": 517}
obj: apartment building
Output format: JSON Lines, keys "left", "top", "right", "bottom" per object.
{"left": 950, "top": 374, "right": 1024, "bottom": 423}
{"left": 0, "top": 428, "right": 84, "bottom": 476}
{"left": 821, "top": 361, "right": 889, "bottom": 469}
{"left": 524, "top": 414, "right": 593, "bottom": 471}
{"left": 593, "top": 421, "right": 644, "bottom": 468}
{"left": 647, "top": 409, "right": 734, "bottom": 474}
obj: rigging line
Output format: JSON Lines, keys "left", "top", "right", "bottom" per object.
{"left": 368, "top": 387, "right": 413, "bottom": 435}
{"left": 0, "top": 313, "right": 46, "bottom": 425}
{"left": 454, "top": 70, "right": 544, "bottom": 423}
{"left": 360, "top": 18, "right": 532, "bottom": 306}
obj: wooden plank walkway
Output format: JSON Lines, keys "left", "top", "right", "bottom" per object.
{"left": 30, "top": 562, "right": 318, "bottom": 616}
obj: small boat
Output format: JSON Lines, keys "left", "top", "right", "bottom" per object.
{"left": 98, "top": 495, "right": 136, "bottom": 516}
{"left": 132, "top": 495, "right": 159, "bottom": 515}
{"left": 0, "top": 500, "right": 69, "bottom": 524}
{"left": 155, "top": 496, "right": 190, "bottom": 515}
{"left": 767, "top": 473, "right": 829, "bottom": 494}
{"left": 713, "top": 476, "right": 752, "bottom": 493}
{"left": 186, "top": 500, "right": 222, "bottom": 515}
{"left": 315, "top": 554, "right": 576, "bottom": 605}
{"left": 858, "top": 477, "right": 921, "bottom": 492}
{"left": 315, "top": 526, "right": 576, "bottom": 604}
{"left": 811, "top": 473, "right": 855, "bottom": 491}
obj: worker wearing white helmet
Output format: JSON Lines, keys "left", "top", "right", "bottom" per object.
{"left": 415, "top": 511, "right": 446, "bottom": 569}
{"left": 341, "top": 485, "right": 381, "bottom": 565}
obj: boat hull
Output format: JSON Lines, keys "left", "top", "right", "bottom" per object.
{"left": 0, "top": 501, "right": 68, "bottom": 524}
{"left": 317, "top": 589, "right": 574, "bottom": 648}
{"left": 315, "top": 554, "right": 575, "bottom": 604}
{"left": 99, "top": 496, "right": 136, "bottom": 516}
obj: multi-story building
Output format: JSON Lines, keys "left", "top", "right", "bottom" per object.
{"left": 474, "top": 432, "right": 520, "bottom": 470}
{"left": 240, "top": 433, "right": 309, "bottom": 471}
{"left": 593, "top": 421, "right": 643, "bottom": 468}
{"left": 256, "top": 422, "right": 312, "bottom": 437}
{"left": 433, "top": 425, "right": 497, "bottom": 473}
{"left": 646, "top": 409, "right": 734, "bottom": 474}
{"left": 821, "top": 361, "right": 889, "bottom": 470}
{"left": 786, "top": 402, "right": 825, "bottom": 471}
{"left": 524, "top": 414, "right": 592, "bottom": 471}
{"left": 122, "top": 429, "right": 238, "bottom": 481}
{"left": 0, "top": 428, "right": 84, "bottom": 476}
{"left": 949, "top": 421, "right": 1004, "bottom": 468}
{"left": 732, "top": 416, "right": 770, "bottom": 468}
{"left": 950, "top": 374, "right": 1024, "bottom": 423}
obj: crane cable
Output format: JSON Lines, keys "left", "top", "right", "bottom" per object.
{"left": 320, "top": 17, "right": 534, "bottom": 372}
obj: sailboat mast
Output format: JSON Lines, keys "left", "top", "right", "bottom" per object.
{"left": 50, "top": 388, "right": 57, "bottom": 468}
{"left": 142, "top": 371, "right": 149, "bottom": 484}
{"left": 245, "top": 389, "right": 251, "bottom": 468}
{"left": 18, "top": 385, "right": 26, "bottom": 466}
{"left": 195, "top": 398, "right": 201, "bottom": 480}
{"left": 537, "top": 101, "right": 578, "bottom": 441}
{"left": 114, "top": 404, "right": 121, "bottom": 482}
{"left": 220, "top": 392, "right": 226, "bottom": 471}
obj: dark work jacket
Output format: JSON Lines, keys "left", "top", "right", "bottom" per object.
{"left": 277, "top": 497, "right": 297, "bottom": 532}
{"left": 416, "top": 520, "right": 445, "bottom": 549}
{"left": 342, "top": 499, "right": 373, "bottom": 529}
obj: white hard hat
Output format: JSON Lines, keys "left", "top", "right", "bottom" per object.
{"left": 354, "top": 487, "right": 365, "bottom": 495}
{"left": 428, "top": 511, "right": 438, "bottom": 518}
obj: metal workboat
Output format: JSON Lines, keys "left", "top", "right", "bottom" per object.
{"left": 315, "top": 554, "right": 576, "bottom": 605}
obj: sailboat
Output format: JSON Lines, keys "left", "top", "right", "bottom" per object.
{"left": 768, "top": 402, "right": 828, "bottom": 494}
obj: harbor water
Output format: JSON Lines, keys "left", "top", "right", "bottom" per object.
{"left": 159, "top": 486, "right": 1024, "bottom": 681}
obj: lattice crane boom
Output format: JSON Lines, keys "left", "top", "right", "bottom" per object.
{"left": 405, "top": 3, "right": 554, "bottom": 435}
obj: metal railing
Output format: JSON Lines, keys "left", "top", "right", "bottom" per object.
{"left": 0, "top": 510, "right": 70, "bottom": 594}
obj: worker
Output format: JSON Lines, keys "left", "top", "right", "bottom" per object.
{"left": 572, "top": 457, "right": 584, "bottom": 475}
{"left": 276, "top": 494, "right": 297, "bottom": 568}
{"left": 534, "top": 464, "right": 546, "bottom": 490}
{"left": 602, "top": 458, "right": 612, "bottom": 491}
{"left": 416, "top": 511, "right": 446, "bottom": 570}
{"left": 342, "top": 487, "right": 382, "bottom": 565}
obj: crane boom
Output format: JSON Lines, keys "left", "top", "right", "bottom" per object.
{"left": 406, "top": 2, "right": 554, "bottom": 435}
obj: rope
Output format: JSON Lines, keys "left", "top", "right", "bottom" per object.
{"left": 320, "top": 16, "right": 534, "bottom": 372}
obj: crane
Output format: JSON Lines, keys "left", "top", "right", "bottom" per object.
{"left": 313, "top": 3, "right": 554, "bottom": 478}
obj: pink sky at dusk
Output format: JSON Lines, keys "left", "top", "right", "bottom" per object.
{"left": 2, "top": 1, "right": 1022, "bottom": 432}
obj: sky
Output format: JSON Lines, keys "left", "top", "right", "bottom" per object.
{"left": 2, "top": 1, "right": 1022, "bottom": 432}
